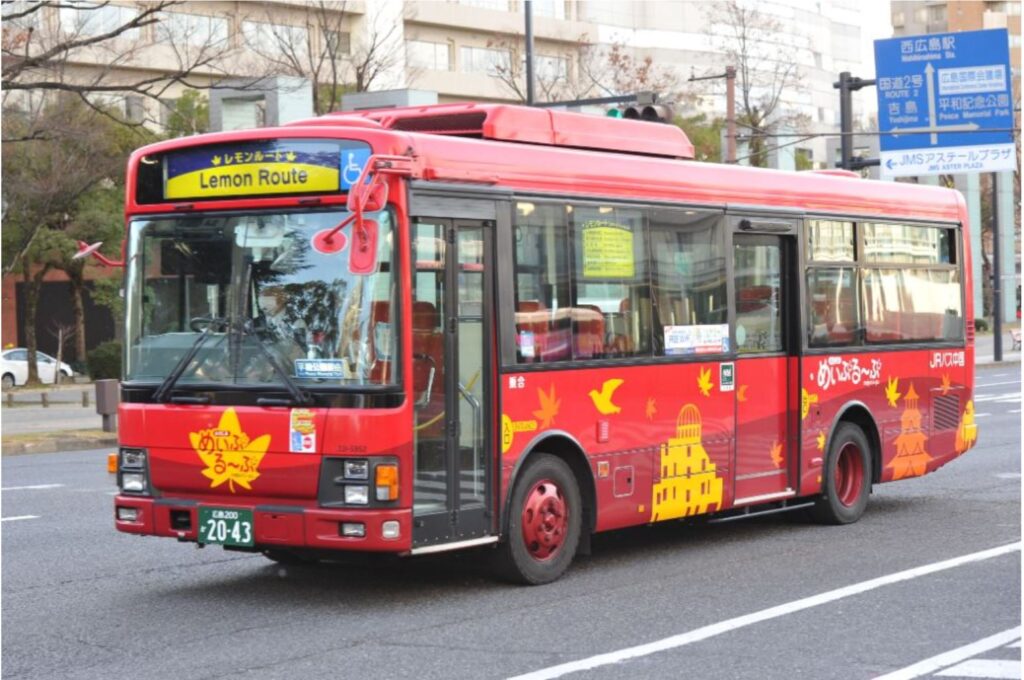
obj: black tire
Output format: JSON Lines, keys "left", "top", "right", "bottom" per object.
{"left": 811, "top": 422, "right": 872, "bottom": 525}
{"left": 1, "top": 373, "right": 14, "bottom": 390}
{"left": 493, "top": 453, "right": 582, "bottom": 585}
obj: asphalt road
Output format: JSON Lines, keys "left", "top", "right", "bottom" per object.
{"left": 2, "top": 365, "right": 1019, "bottom": 680}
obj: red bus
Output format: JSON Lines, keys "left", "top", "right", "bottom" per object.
{"left": 112, "top": 104, "right": 977, "bottom": 584}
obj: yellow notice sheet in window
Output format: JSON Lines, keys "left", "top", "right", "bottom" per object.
{"left": 581, "top": 221, "right": 634, "bottom": 279}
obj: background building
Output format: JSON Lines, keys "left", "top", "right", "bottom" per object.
{"left": 0, "top": 0, "right": 891, "bottom": 360}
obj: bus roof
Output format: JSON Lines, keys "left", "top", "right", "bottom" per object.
{"left": 129, "top": 103, "right": 964, "bottom": 224}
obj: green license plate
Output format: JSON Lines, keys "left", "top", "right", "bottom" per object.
{"left": 198, "top": 507, "right": 254, "bottom": 547}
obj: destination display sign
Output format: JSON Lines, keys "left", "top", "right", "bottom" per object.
{"left": 163, "top": 140, "right": 370, "bottom": 200}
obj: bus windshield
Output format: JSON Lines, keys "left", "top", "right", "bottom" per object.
{"left": 124, "top": 209, "right": 398, "bottom": 390}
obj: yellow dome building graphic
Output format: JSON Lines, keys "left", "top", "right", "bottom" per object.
{"left": 889, "top": 383, "right": 932, "bottom": 481}
{"left": 650, "top": 404, "right": 724, "bottom": 522}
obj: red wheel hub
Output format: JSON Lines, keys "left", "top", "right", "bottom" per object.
{"left": 834, "top": 442, "right": 864, "bottom": 507}
{"left": 521, "top": 479, "right": 568, "bottom": 561}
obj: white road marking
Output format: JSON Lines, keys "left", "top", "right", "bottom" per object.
{"left": 935, "top": 658, "right": 1021, "bottom": 678}
{"left": 1009, "top": 409, "right": 1021, "bottom": 414}
{"left": 872, "top": 628, "right": 1020, "bottom": 680}
{"left": 508, "top": 544, "right": 1022, "bottom": 680}
{"left": 996, "top": 473, "right": 1022, "bottom": 480}
{"left": 1, "top": 515, "right": 40, "bottom": 522}
{"left": 975, "top": 413, "right": 992, "bottom": 418}
{"left": 1009, "top": 640, "right": 1022, "bottom": 649}
{"left": 974, "top": 392, "right": 1021, "bottom": 403}
{"left": 974, "top": 381, "right": 1023, "bottom": 389}
{"left": 0, "top": 483, "right": 65, "bottom": 492}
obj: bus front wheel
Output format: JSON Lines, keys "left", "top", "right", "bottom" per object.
{"left": 493, "top": 453, "right": 581, "bottom": 585}
{"left": 811, "top": 422, "right": 872, "bottom": 525}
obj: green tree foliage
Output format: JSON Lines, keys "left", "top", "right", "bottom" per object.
{"left": 677, "top": 114, "right": 723, "bottom": 163}
{"left": 2, "top": 96, "right": 142, "bottom": 381}
{"left": 164, "top": 90, "right": 209, "bottom": 138}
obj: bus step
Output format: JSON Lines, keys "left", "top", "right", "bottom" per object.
{"left": 707, "top": 500, "right": 815, "bottom": 524}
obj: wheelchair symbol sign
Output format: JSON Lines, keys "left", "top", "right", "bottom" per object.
{"left": 340, "top": 148, "right": 371, "bottom": 190}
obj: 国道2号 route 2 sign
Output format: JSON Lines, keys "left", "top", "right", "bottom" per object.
{"left": 874, "top": 28, "right": 1015, "bottom": 179}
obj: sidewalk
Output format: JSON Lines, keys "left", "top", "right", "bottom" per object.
{"left": 973, "top": 332, "right": 1021, "bottom": 366}
{"left": 2, "top": 380, "right": 117, "bottom": 455}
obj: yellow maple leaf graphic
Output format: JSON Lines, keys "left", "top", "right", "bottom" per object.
{"left": 645, "top": 397, "right": 657, "bottom": 420}
{"left": 801, "top": 388, "right": 819, "bottom": 420}
{"left": 737, "top": 385, "right": 748, "bottom": 402}
{"left": 190, "top": 408, "right": 271, "bottom": 493}
{"left": 941, "top": 374, "right": 951, "bottom": 395}
{"left": 816, "top": 431, "right": 826, "bottom": 451}
{"left": 885, "top": 377, "right": 901, "bottom": 408}
{"left": 211, "top": 155, "right": 221, "bottom": 166}
{"left": 532, "top": 384, "right": 561, "bottom": 429}
{"left": 697, "top": 367, "right": 713, "bottom": 397}
{"left": 770, "top": 441, "right": 784, "bottom": 468}
{"left": 285, "top": 151, "right": 297, "bottom": 162}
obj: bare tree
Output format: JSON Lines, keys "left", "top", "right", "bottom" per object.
{"left": 578, "top": 41, "right": 683, "bottom": 100}
{"left": 241, "top": 1, "right": 406, "bottom": 114}
{"left": 704, "top": 0, "right": 807, "bottom": 166}
{"left": 2, "top": 1, "right": 241, "bottom": 139}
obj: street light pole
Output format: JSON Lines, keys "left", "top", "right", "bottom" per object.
{"left": 524, "top": 0, "right": 535, "bottom": 106}
{"left": 726, "top": 66, "right": 736, "bottom": 163}
{"left": 688, "top": 67, "right": 737, "bottom": 163}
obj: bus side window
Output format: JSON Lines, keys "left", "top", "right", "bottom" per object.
{"left": 569, "top": 203, "right": 651, "bottom": 359}
{"left": 513, "top": 202, "right": 571, "bottom": 364}
{"left": 649, "top": 209, "right": 726, "bottom": 356}
{"left": 806, "top": 266, "right": 861, "bottom": 347}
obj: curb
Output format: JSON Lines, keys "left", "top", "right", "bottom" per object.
{"left": 2, "top": 436, "right": 118, "bottom": 456}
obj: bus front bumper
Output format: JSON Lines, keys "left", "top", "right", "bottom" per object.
{"left": 114, "top": 496, "right": 412, "bottom": 552}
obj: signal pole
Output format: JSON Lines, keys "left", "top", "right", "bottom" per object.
{"left": 833, "top": 72, "right": 877, "bottom": 170}
{"left": 992, "top": 173, "right": 1003, "bottom": 361}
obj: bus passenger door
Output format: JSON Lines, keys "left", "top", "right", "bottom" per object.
{"left": 731, "top": 225, "right": 800, "bottom": 505}
{"left": 410, "top": 208, "right": 495, "bottom": 549}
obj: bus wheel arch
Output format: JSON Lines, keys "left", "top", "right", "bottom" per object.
{"left": 812, "top": 405, "right": 878, "bottom": 525}
{"left": 828, "top": 403, "right": 882, "bottom": 486}
{"left": 497, "top": 436, "right": 598, "bottom": 585}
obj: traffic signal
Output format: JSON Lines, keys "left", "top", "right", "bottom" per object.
{"left": 606, "top": 104, "right": 673, "bottom": 123}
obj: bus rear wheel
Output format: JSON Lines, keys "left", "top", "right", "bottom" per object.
{"left": 493, "top": 453, "right": 581, "bottom": 585}
{"left": 811, "top": 422, "right": 872, "bottom": 525}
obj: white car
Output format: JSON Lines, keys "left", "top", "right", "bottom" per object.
{"left": 1, "top": 349, "right": 74, "bottom": 388}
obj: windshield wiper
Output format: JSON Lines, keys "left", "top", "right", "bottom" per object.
{"left": 152, "top": 317, "right": 228, "bottom": 403}
{"left": 239, "top": 320, "right": 312, "bottom": 406}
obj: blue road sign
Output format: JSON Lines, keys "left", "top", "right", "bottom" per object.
{"left": 874, "top": 28, "right": 1015, "bottom": 178}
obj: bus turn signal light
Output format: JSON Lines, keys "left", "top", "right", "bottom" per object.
{"left": 107, "top": 453, "right": 117, "bottom": 473}
{"left": 375, "top": 464, "right": 398, "bottom": 501}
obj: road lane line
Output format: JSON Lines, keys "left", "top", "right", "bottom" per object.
{"left": 1, "top": 484, "right": 65, "bottom": 491}
{"left": 975, "top": 413, "right": 992, "bottom": 418}
{"left": 1, "top": 515, "right": 40, "bottom": 522}
{"left": 873, "top": 627, "right": 1020, "bottom": 680}
{"left": 508, "top": 543, "right": 1022, "bottom": 680}
{"left": 974, "top": 381, "right": 1023, "bottom": 388}
{"left": 935, "top": 658, "right": 1021, "bottom": 678}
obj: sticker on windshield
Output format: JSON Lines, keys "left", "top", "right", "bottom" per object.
{"left": 289, "top": 408, "right": 317, "bottom": 454}
{"left": 295, "top": 359, "right": 345, "bottom": 379}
